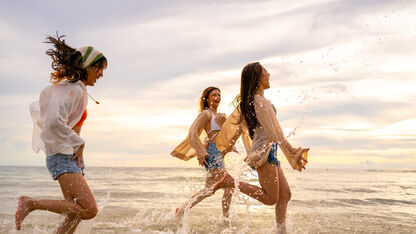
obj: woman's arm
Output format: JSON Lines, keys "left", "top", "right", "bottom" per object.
{"left": 216, "top": 107, "right": 252, "bottom": 155}
{"left": 254, "top": 95, "right": 295, "bottom": 152}
{"left": 189, "top": 110, "right": 211, "bottom": 166}
{"left": 254, "top": 94, "right": 308, "bottom": 171}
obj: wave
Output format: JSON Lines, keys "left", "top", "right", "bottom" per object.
{"left": 366, "top": 198, "right": 416, "bottom": 205}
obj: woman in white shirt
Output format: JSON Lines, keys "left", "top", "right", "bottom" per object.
{"left": 213, "top": 62, "right": 308, "bottom": 233}
{"left": 15, "top": 34, "right": 107, "bottom": 233}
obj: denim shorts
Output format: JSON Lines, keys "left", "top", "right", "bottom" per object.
{"left": 204, "top": 142, "right": 225, "bottom": 171}
{"left": 268, "top": 143, "right": 280, "bottom": 167}
{"left": 46, "top": 153, "right": 85, "bottom": 180}
{"left": 251, "top": 143, "right": 280, "bottom": 170}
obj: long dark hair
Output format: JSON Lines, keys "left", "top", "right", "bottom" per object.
{"left": 44, "top": 33, "right": 107, "bottom": 84}
{"left": 239, "top": 62, "right": 263, "bottom": 138}
{"left": 200, "top": 87, "right": 220, "bottom": 112}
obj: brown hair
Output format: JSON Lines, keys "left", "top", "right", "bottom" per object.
{"left": 199, "top": 87, "right": 220, "bottom": 112}
{"left": 44, "top": 33, "right": 107, "bottom": 84}
{"left": 238, "top": 62, "right": 263, "bottom": 138}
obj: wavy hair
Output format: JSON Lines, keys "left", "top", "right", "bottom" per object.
{"left": 238, "top": 62, "right": 263, "bottom": 138}
{"left": 44, "top": 33, "right": 107, "bottom": 84}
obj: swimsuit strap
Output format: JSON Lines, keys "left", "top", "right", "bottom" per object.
{"left": 206, "top": 108, "right": 221, "bottom": 134}
{"left": 208, "top": 132, "right": 219, "bottom": 141}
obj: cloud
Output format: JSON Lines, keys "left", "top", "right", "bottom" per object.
{"left": 0, "top": 0, "right": 415, "bottom": 168}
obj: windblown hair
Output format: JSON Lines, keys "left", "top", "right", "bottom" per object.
{"left": 199, "top": 87, "right": 220, "bottom": 112}
{"left": 238, "top": 62, "right": 263, "bottom": 138}
{"left": 44, "top": 33, "right": 107, "bottom": 84}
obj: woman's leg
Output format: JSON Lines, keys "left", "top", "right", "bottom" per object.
{"left": 15, "top": 173, "right": 97, "bottom": 232}
{"left": 176, "top": 169, "right": 231, "bottom": 218}
{"left": 55, "top": 172, "right": 94, "bottom": 233}
{"left": 175, "top": 172, "right": 216, "bottom": 218}
{"left": 222, "top": 188, "right": 233, "bottom": 218}
{"left": 275, "top": 167, "right": 291, "bottom": 233}
{"left": 214, "top": 163, "right": 280, "bottom": 205}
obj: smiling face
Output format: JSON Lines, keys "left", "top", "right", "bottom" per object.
{"left": 84, "top": 61, "right": 107, "bottom": 86}
{"left": 207, "top": 89, "right": 221, "bottom": 109}
{"left": 259, "top": 65, "right": 270, "bottom": 90}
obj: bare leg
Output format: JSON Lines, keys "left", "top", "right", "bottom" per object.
{"left": 57, "top": 214, "right": 80, "bottom": 234}
{"left": 275, "top": 167, "right": 291, "bottom": 234}
{"left": 15, "top": 196, "right": 34, "bottom": 230}
{"left": 176, "top": 169, "right": 231, "bottom": 218}
{"left": 15, "top": 173, "right": 97, "bottom": 232}
{"left": 214, "top": 163, "right": 280, "bottom": 205}
{"left": 222, "top": 188, "right": 233, "bottom": 218}
{"left": 15, "top": 196, "right": 82, "bottom": 231}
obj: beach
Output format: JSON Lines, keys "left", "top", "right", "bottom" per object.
{"left": 1, "top": 164, "right": 415, "bottom": 233}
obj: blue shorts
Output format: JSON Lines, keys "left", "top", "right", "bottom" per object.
{"left": 204, "top": 142, "right": 225, "bottom": 171}
{"left": 268, "top": 143, "right": 280, "bottom": 167}
{"left": 251, "top": 143, "right": 280, "bottom": 170}
{"left": 46, "top": 153, "right": 85, "bottom": 180}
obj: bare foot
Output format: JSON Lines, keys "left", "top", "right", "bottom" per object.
{"left": 15, "top": 196, "right": 33, "bottom": 230}
{"left": 212, "top": 174, "right": 235, "bottom": 193}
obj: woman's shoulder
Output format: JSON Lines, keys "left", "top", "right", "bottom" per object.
{"left": 253, "top": 94, "right": 269, "bottom": 105}
{"left": 63, "top": 81, "right": 86, "bottom": 97}
{"left": 200, "top": 109, "right": 212, "bottom": 118}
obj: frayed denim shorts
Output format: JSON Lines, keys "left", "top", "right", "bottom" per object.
{"left": 268, "top": 143, "right": 280, "bottom": 167}
{"left": 205, "top": 142, "right": 225, "bottom": 171}
{"left": 251, "top": 143, "right": 280, "bottom": 170}
{"left": 46, "top": 153, "right": 85, "bottom": 180}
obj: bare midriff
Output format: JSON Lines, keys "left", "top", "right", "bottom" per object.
{"left": 207, "top": 130, "right": 220, "bottom": 143}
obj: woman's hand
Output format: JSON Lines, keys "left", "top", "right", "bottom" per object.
{"left": 72, "top": 126, "right": 81, "bottom": 135}
{"left": 198, "top": 155, "right": 208, "bottom": 167}
{"left": 71, "top": 143, "right": 85, "bottom": 168}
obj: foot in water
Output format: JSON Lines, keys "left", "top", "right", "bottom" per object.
{"left": 212, "top": 174, "right": 235, "bottom": 193}
{"left": 15, "top": 196, "right": 33, "bottom": 230}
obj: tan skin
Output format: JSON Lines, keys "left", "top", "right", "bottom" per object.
{"left": 15, "top": 62, "right": 106, "bottom": 233}
{"left": 213, "top": 66, "right": 292, "bottom": 234}
{"left": 176, "top": 89, "right": 234, "bottom": 221}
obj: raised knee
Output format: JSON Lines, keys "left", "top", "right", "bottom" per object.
{"left": 81, "top": 206, "right": 98, "bottom": 220}
{"left": 264, "top": 194, "right": 279, "bottom": 205}
{"left": 281, "top": 189, "right": 292, "bottom": 203}
{"left": 264, "top": 199, "right": 277, "bottom": 206}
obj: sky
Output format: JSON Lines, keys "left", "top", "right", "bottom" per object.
{"left": 0, "top": 0, "right": 415, "bottom": 169}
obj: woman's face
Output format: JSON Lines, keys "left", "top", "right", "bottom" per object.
{"left": 85, "top": 61, "right": 107, "bottom": 86}
{"left": 207, "top": 89, "right": 221, "bottom": 109}
{"left": 259, "top": 65, "right": 270, "bottom": 90}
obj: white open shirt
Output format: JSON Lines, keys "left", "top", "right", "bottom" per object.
{"left": 30, "top": 80, "right": 88, "bottom": 156}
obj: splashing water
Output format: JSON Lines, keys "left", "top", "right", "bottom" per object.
{"left": 286, "top": 90, "right": 314, "bottom": 138}
{"left": 1, "top": 164, "right": 415, "bottom": 233}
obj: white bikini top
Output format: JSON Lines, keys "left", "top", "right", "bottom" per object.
{"left": 207, "top": 109, "right": 221, "bottom": 135}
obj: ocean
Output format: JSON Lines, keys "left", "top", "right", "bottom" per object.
{"left": 0, "top": 164, "right": 415, "bottom": 233}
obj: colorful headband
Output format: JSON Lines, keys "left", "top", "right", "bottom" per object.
{"left": 77, "top": 46, "right": 104, "bottom": 68}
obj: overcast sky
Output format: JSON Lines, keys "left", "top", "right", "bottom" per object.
{"left": 1, "top": 0, "right": 415, "bottom": 169}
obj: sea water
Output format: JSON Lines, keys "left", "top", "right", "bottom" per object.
{"left": 1, "top": 164, "right": 415, "bottom": 233}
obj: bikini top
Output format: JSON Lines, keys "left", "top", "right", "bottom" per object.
{"left": 74, "top": 109, "right": 87, "bottom": 127}
{"left": 207, "top": 109, "right": 221, "bottom": 134}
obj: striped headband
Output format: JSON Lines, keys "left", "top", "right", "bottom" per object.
{"left": 77, "top": 46, "right": 105, "bottom": 68}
